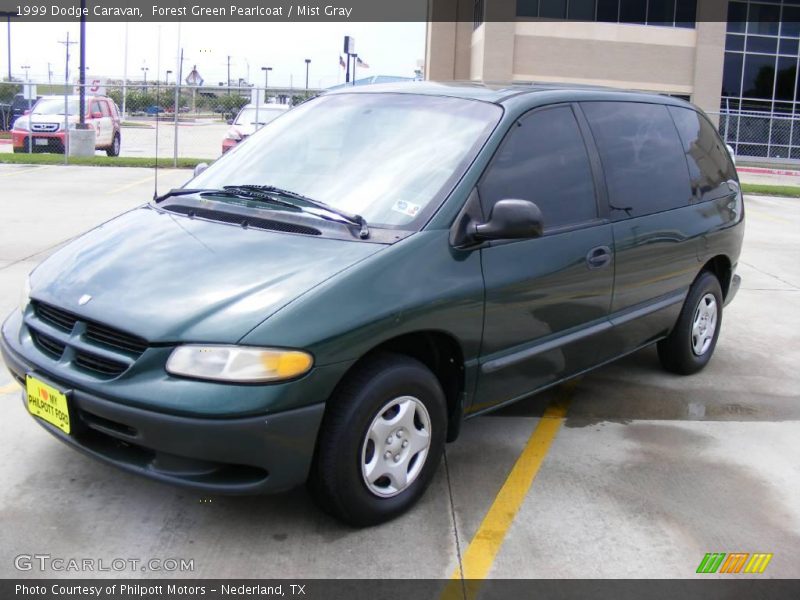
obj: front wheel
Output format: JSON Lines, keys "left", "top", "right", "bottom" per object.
{"left": 658, "top": 271, "right": 723, "bottom": 375}
{"left": 106, "top": 132, "right": 121, "bottom": 157}
{"left": 308, "top": 353, "right": 447, "bottom": 527}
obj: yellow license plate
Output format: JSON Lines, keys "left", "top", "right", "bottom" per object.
{"left": 26, "top": 375, "right": 71, "bottom": 434}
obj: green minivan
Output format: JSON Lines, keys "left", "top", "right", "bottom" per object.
{"left": 2, "top": 83, "right": 743, "bottom": 525}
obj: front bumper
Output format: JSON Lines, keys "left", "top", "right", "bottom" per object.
{"left": 1, "top": 319, "right": 326, "bottom": 495}
{"left": 12, "top": 130, "right": 66, "bottom": 153}
{"left": 221, "top": 138, "right": 239, "bottom": 153}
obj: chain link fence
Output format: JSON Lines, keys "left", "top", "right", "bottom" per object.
{"left": 709, "top": 110, "right": 800, "bottom": 164}
{"left": 0, "top": 80, "right": 319, "bottom": 164}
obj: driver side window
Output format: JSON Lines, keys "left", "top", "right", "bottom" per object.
{"left": 478, "top": 105, "right": 598, "bottom": 231}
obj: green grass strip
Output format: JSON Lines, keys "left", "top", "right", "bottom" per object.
{"left": 0, "top": 153, "right": 204, "bottom": 169}
{"left": 741, "top": 183, "right": 800, "bottom": 197}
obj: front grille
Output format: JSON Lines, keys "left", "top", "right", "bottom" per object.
{"left": 74, "top": 352, "right": 128, "bottom": 377}
{"left": 163, "top": 205, "right": 322, "bottom": 236}
{"left": 85, "top": 322, "right": 148, "bottom": 355}
{"left": 30, "top": 301, "right": 148, "bottom": 378}
{"left": 31, "top": 123, "right": 59, "bottom": 132}
{"left": 32, "top": 330, "right": 66, "bottom": 358}
{"left": 36, "top": 302, "right": 78, "bottom": 332}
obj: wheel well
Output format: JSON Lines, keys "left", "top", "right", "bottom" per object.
{"left": 701, "top": 255, "right": 733, "bottom": 299}
{"left": 358, "top": 332, "right": 466, "bottom": 442}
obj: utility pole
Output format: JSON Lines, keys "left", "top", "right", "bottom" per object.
{"left": 227, "top": 55, "right": 231, "bottom": 94}
{"left": 78, "top": 0, "right": 87, "bottom": 128}
{"left": 304, "top": 59, "right": 310, "bottom": 90}
{"left": 47, "top": 62, "right": 53, "bottom": 83}
{"left": 57, "top": 32, "right": 77, "bottom": 162}
{"left": 165, "top": 70, "right": 172, "bottom": 85}
{"left": 1, "top": 12, "right": 13, "bottom": 82}
{"left": 352, "top": 54, "right": 357, "bottom": 86}
{"left": 20, "top": 64, "right": 30, "bottom": 80}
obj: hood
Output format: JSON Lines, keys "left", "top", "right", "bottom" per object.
{"left": 30, "top": 205, "right": 383, "bottom": 343}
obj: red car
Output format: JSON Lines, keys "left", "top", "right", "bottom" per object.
{"left": 12, "top": 95, "right": 122, "bottom": 156}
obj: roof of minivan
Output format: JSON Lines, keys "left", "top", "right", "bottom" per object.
{"left": 325, "top": 80, "right": 694, "bottom": 110}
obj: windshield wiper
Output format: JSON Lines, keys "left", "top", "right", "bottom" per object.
{"left": 154, "top": 187, "right": 299, "bottom": 212}
{"left": 228, "top": 184, "right": 370, "bottom": 239}
{"left": 155, "top": 185, "right": 370, "bottom": 239}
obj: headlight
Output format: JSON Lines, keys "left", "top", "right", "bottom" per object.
{"left": 13, "top": 119, "right": 29, "bottom": 131}
{"left": 225, "top": 129, "right": 242, "bottom": 141}
{"left": 166, "top": 345, "right": 313, "bottom": 383}
{"left": 20, "top": 276, "right": 31, "bottom": 314}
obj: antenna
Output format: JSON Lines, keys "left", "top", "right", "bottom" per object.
{"left": 153, "top": 26, "right": 162, "bottom": 201}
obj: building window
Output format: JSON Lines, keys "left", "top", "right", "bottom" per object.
{"left": 720, "top": 0, "right": 800, "bottom": 159}
{"left": 515, "top": 0, "right": 696, "bottom": 27}
{"left": 474, "top": 0, "right": 485, "bottom": 29}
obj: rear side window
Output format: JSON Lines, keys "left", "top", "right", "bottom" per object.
{"left": 668, "top": 106, "right": 736, "bottom": 203}
{"left": 478, "top": 105, "right": 598, "bottom": 230}
{"left": 582, "top": 102, "right": 692, "bottom": 220}
{"left": 99, "top": 100, "right": 111, "bottom": 117}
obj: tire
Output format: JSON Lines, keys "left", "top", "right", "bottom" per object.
{"left": 308, "top": 353, "right": 447, "bottom": 527}
{"left": 658, "top": 271, "right": 723, "bottom": 375}
{"left": 106, "top": 132, "right": 121, "bottom": 157}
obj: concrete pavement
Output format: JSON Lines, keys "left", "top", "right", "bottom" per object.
{"left": 0, "top": 164, "right": 798, "bottom": 579}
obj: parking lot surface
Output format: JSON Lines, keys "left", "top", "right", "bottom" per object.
{"left": 0, "top": 164, "right": 798, "bottom": 579}
{"left": 0, "top": 121, "right": 228, "bottom": 160}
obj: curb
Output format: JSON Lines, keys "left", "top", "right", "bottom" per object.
{"left": 738, "top": 166, "right": 800, "bottom": 177}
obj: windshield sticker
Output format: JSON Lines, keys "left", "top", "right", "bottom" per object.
{"left": 392, "top": 200, "right": 421, "bottom": 218}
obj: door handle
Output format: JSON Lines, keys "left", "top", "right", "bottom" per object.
{"left": 586, "top": 246, "right": 612, "bottom": 269}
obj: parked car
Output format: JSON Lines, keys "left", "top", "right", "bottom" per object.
{"left": 11, "top": 95, "right": 121, "bottom": 156}
{"left": 1, "top": 83, "right": 743, "bottom": 526}
{"left": 10, "top": 93, "right": 40, "bottom": 123}
{"left": 145, "top": 105, "right": 165, "bottom": 115}
{"left": 222, "top": 103, "right": 289, "bottom": 153}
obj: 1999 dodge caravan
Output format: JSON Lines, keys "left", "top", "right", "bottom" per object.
{"left": 2, "top": 83, "right": 743, "bottom": 526}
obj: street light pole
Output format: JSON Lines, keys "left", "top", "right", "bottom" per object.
{"left": 261, "top": 66, "right": 272, "bottom": 100}
{"left": 141, "top": 66, "right": 148, "bottom": 91}
{"left": 165, "top": 70, "right": 172, "bottom": 86}
{"left": 304, "top": 59, "right": 310, "bottom": 90}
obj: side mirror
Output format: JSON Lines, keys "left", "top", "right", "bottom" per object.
{"left": 91, "top": 112, "right": 103, "bottom": 119}
{"left": 473, "top": 199, "right": 543, "bottom": 241}
{"left": 23, "top": 109, "right": 30, "bottom": 115}
{"left": 193, "top": 162, "right": 209, "bottom": 178}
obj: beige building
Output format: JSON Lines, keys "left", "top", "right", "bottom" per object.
{"left": 426, "top": 0, "right": 728, "bottom": 116}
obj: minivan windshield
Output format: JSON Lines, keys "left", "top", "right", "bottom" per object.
{"left": 190, "top": 93, "right": 502, "bottom": 228}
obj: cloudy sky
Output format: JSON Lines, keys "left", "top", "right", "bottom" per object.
{"left": 2, "top": 21, "right": 426, "bottom": 89}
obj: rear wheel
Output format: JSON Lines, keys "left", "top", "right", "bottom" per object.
{"left": 658, "top": 271, "right": 723, "bottom": 375}
{"left": 106, "top": 132, "right": 121, "bottom": 157}
{"left": 308, "top": 353, "right": 447, "bottom": 526}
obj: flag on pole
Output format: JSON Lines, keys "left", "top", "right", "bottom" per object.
{"left": 339, "top": 55, "right": 346, "bottom": 69}
{"left": 356, "top": 57, "right": 370, "bottom": 69}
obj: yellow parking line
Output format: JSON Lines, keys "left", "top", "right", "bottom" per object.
{"left": 443, "top": 382, "right": 576, "bottom": 598}
{"left": 109, "top": 174, "right": 158, "bottom": 195}
{"left": 0, "top": 381, "right": 21, "bottom": 394}
{"left": 0, "top": 165, "right": 50, "bottom": 179}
